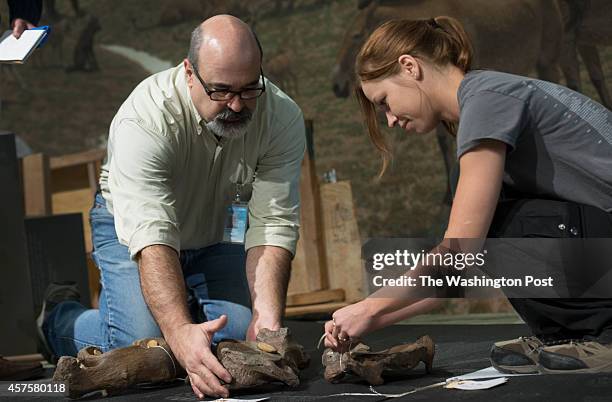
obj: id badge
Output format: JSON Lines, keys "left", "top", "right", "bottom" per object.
{"left": 223, "top": 202, "right": 248, "bottom": 244}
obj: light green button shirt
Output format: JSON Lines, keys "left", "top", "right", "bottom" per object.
{"left": 99, "top": 64, "right": 305, "bottom": 259}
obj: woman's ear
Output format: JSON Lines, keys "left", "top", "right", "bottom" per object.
{"left": 398, "top": 54, "right": 421, "bottom": 80}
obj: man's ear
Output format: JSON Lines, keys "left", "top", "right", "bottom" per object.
{"left": 183, "top": 58, "right": 194, "bottom": 87}
{"left": 398, "top": 54, "right": 421, "bottom": 80}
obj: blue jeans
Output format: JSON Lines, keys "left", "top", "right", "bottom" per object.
{"left": 44, "top": 192, "right": 252, "bottom": 357}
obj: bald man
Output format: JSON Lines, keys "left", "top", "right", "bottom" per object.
{"left": 39, "top": 15, "right": 305, "bottom": 398}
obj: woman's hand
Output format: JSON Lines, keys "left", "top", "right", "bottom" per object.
{"left": 323, "top": 300, "right": 378, "bottom": 349}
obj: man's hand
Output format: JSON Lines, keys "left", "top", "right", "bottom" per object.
{"left": 246, "top": 317, "right": 281, "bottom": 341}
{"left": 11, "top": 18, "right": 37, "bottom": 39}
{"left": 167, "top": 315, "right": 233, "bottom": 399}
{"left": 139, "top": 244, "right": 232, "bottom": 399}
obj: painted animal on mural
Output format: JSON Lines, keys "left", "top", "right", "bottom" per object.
{"left": 332, "top": 0, "right": 565, "bottom": 204}
{"left": 557, "top": 0, "right": 612, "bottom": 109}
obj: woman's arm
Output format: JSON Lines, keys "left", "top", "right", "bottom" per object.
{"left": 444, "top": 139, "right": 507, "bottom": 238}
{"left": 325, "top": 139, "right": 507, "bottom": 347}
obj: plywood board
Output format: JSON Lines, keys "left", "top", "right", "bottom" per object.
{"left": 21, "top": 153, "right": 51, "bottom": 216}
{"left": 49, "top": 148, "right": 106, "bottom": 170}
{"left": 320, "top": 181, "right": 365, "bottom": 303}
{"left": 286, "top": 288, "right": 345, "bottom": 307}
{"left": 287, "top": 224, "right": 310, "bottom": 295}
{"left": 287, "top": 120, "right": 327, "bottom": 295}
{"left": 285, "top": 301, "right": 349, "bottom": 317}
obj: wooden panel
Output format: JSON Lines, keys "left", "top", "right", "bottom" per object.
{"left": 285, "top": 301, "right": 349, "bottom": 317}
{"left": 49, "top": 151, "right": 104, "bottom": 254}
{"left": 298, "top": 120, "right": 327, "bottom": 290}
{"left": 49, "top": 148, "right": 106, "bottom": 170}
{"left": 3, "top": 354, "right": 44, "bottom": 362}
{"left": 320, "top": 181, "right": 365, "bottom": 303}
{"left": 287, "top": 225, "right": 309, "bottom": 295}
{"left": 22, "top": 153, "right": 52, "bottom": 216}
{"left": 286, "top": 288, "right": 345, "bottom": 307}
{"left": 50, "top": 165, "right": 92, "bottom": 193}
{"left": 288, "top": 120, "right": 328, "bottom": 295}
{"left": 50, "top": 149, "right": 104, "bottom": 193}
{"left": 52, "top": 188, "right": 95, "bottom": 253}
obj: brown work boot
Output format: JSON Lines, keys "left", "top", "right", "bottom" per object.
{"left": 490, "top": 336, "right": 544, "bottom": 374}
{"left": 538, "top": 340, "right": 612, "bottom": 373}
{"left": 0, "top": 356, "right": 43, "bottom": 381}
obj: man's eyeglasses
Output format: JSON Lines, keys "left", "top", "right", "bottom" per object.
{"left": 192, "top": 66, "right": 266, "bottom": 101}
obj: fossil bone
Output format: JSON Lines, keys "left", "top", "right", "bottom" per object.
{"left": 216, "top": 327, "right": 310, "bottom": 389}
{"left": 322, "top": 335, "right": 435, "bottom": 385}
{"left": 53, "top": 328, "right": 310, "bottom": 398}
{"left": 53, "top": 337, "right": 183, "bottom": 399}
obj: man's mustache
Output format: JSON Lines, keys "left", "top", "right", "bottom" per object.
{"left": 214, "top": 107, "right": 252, "bottom": 123}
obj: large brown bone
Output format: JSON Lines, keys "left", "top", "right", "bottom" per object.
{"left": 322, "top": 335, "right": 435, "bottom": 385}
{"left": 53, "top": 328, "right": 310, "bottom": 398}
{"left": 217, "top": 327, "right": 310, "bottom": 389}
{"left": 53, "top": 338, "right": 184, "bottom": 399}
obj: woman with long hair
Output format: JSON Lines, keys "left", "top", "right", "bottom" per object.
{"left": 324, "top": 16, "right": 612, "bottom": 374}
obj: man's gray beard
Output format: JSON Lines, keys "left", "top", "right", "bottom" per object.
{"left": 205, "top": 108, "right": 253, "bottom": 139}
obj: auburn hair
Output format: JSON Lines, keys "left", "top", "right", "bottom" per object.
{"left": 355, "top": 16, "right": 474, "bottom": 177}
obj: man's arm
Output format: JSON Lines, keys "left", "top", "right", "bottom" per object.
{"left": 243, "top": 108, "right": 306, "bottom": 338}
{"left": 138, "top": 245, "right": 191, "bottom": 336}
{"left": 138, "top": 244, "right": 232, "bottom": 398}
{"left": 245, "top": 245, "right": 292, "bottom": 340}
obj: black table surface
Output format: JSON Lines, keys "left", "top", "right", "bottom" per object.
{"left": 23, "top": 320, "right": 612, "bottom": 401}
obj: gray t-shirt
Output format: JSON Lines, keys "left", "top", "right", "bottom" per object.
{"left": 457, "top": 70, "right": 612, "bottom": 212}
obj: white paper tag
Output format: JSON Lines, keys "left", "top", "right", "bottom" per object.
{"left": 212, "top": 398, "right": 269, "bottom": 402}
{"left": 222, "top": 202, "right": 248, "bottom": 244}
{"left": 447, "top": 365, "right": 539, "bottom": 382}
{"left": 445, "top": 377, "right": 508, "bottom": 390}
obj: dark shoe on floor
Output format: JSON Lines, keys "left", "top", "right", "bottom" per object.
{"left": 490, "top": 336, "right": 544, "bottom": 374}
{"left": 0, "top": 356, "right": 43, "bottom": 381}
{"left": 36, "top": 281, "right": 81, "bottom": 364}
{"left": 538, "top": 340, "right": 612, "bottom": 374}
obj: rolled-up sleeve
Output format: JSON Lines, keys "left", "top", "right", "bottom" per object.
{"left": 245, "top": 113, "right": 306, "bottom": 256}
{"left": 457, "top": 91, "right": 528, "bottom": 159}
{"left": 107, "top": 120, "right": 179, "bottom": 259}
